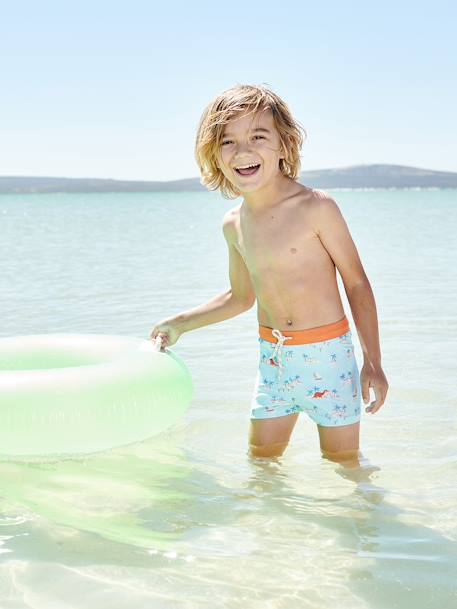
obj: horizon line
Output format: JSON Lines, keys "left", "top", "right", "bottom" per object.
{"left": 1, "top": 162, "right": 457, "bottom": 183}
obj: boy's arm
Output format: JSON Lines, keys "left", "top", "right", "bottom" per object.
{"left": 311, "top": 190, "right": 389, "bottom": 413}
{"left": 171, "top": 210, "right": 256, "bottom": 334}
{"left": 222, "top": 209, "right": 257, "bottom": 308}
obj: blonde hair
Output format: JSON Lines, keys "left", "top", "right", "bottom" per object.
{"left": 194, "top": 83, "right": 307, "bottom": 199}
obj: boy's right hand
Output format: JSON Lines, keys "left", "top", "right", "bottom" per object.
{"left": 150, "top": 319, "right": 182, "bottom": 351}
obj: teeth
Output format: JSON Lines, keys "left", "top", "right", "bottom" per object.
{"left": 236, "top": 163, "right": 259, "bottom": 169}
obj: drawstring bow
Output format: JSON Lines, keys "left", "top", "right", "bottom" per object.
{"left": 270, "top": 329, "right": 293, "bottom": 384}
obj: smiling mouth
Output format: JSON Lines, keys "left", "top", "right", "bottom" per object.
{"left": 235, "top": 164, "right": 261, "bottom": 176}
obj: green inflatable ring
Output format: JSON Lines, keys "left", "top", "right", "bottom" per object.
{"left": 0, "top": 334, "right": 193, "bottom": 458}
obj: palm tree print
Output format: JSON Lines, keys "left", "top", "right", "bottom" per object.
{"left": 271, "top": 396, "right": 288, "bottom": 405}
{"left": 262, "top": 378, "right": 275, "bottom": 390}
{"left": 253, "top": 326, "right": 362, "bottom": 426}
{"left": 302, "top": 353, "right": 318, "bottom": 364}
{"left": 282, "top": 375, "right": 302, "bottom": 391}
{"left": 331, "top": 404, "right": 347, "bottom": 419}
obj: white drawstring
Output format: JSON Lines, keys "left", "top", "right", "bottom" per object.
{"left": 270, "top": 329, "right": 293, "bottom": 383}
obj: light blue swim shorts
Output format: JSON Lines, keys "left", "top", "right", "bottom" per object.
{"left": 250, "top": 315, "right": 362, "bottom": 427}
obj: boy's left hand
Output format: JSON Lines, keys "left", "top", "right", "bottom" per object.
{"left": 360, "top": 363, "right": 389, "bottom": 414}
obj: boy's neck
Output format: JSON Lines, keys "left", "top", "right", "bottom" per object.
{"left": 241, "top": 174, "right": 294, "bottom": 214}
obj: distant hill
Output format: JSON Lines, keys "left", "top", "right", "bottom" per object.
{"left": 1, "top": 164, "right": 456, "bottom": 193}
{"left": 0, "top": 176, "right": 201, "bottom": 194}
{"left": 299, "top": 164, "right": 457, "bottom": 188}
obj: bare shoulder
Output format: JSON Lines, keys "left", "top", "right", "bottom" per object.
{"left": 290, "top": 184, "right": 333, "bottom": 217}
{"left": 222, "top": 203, "right": 241, "bottom": 242}
{"left": 290, "top": 183, "right": 319, "bottom": 208}
{"left": 308, "top": 187, "right": 338, "bottom": 207}
{"left": 305, "top": 188, "right": 344, "bottom": 232}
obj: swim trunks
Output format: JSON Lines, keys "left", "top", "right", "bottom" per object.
{"left": 250, "top": 315, "right": 362, "bottom": 427}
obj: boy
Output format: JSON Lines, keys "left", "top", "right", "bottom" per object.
{"left": 151, "top": 84, "right": 388, "bottom": 463}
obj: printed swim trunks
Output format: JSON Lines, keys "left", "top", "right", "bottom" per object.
{"left": 250, "top": 315, "right": 362, "bottom": 427}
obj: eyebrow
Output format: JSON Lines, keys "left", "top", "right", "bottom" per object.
{"left": 221, "top": 127, "right": 271, "bottom": 137}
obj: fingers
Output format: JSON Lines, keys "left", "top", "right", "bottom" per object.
{"left": 149, "top": 330, "right": 168, "bottom": 352}
{"left": 361, "top": 378, "right": 371, "bottom": 407}
{"left": 364, "top": 383, "right": 388, "bottom": 414}
{"left": 150, "top": 329, "right": 165, "bottom": 341}
{"left": 368, "top": 385, "right": 387, "bottom": 414}
{"left": 157, "top": 334, "right": 168, "bottom": 351}
{"left": 154, "top": 335, "right": 163, "bottom": 349}
{"left": 362, "top": 379, "right": 375, "bottom": 412}
{"left": 361, "top": 367, "right": 389, "bottom": 415}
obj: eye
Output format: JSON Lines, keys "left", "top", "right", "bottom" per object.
{"left": 221, "top": 135, "right": 265, "bottom": 146}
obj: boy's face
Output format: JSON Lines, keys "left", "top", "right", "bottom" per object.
{"left": 217, "top": 107, "right": 284, "bottom": 194}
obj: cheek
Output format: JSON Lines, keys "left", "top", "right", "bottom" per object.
{"left": 219, "top": 156, "right": 230, "bottom": 172}
{"left": 219, "top": 149, "right": 231, "bottom": 167}
{"left": 263, "top": 142, "right": 279, "bottom": 153}
{"left": 218, "top": 159, "right": 232, "bottom": 177}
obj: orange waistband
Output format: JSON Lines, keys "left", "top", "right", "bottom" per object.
{"left": 259, "top": 316, "right": 350, "bottom": 345}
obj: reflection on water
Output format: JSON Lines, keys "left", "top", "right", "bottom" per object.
{"left": 245, "top": 450, "right": 456, "bottom": 609}
{"left": 0, "top": 431, "right": 456, "bottom": 608}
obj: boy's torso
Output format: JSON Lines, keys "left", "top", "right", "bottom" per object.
{"left": 230, "top": 183, "right": 345, "bottom": 331}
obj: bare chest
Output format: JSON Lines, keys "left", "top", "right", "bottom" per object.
{"left": 234, "top": 202, "right": 328, "bottom": 279}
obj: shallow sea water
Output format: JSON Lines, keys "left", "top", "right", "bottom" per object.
{"left": 0, "top": 189, "right": 456, "bottom": 608}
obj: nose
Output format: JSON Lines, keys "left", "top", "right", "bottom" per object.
{"left": 233, "top": 139, "right": 254, "bottom": 156}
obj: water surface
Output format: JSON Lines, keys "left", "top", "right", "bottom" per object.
{"left": 0, "top": 189, "right": 456, "bottom": 608}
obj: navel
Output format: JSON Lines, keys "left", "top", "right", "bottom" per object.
{"left": 287, "top": 319, "right": 293, "bottom": 326}
{"left": 290, "top": 247, "right": 297, "bottom": 254}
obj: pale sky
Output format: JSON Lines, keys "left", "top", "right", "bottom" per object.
{"left": 1, "top": 0, "right": 455, "bottom": 181}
